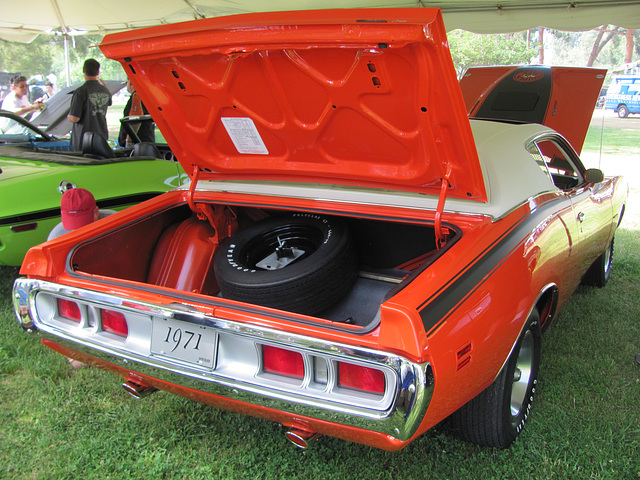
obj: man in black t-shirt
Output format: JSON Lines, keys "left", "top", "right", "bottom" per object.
{"left": 68, "top": 59, "right": 112, "bottom": 151}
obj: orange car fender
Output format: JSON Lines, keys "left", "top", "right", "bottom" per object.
{"left": 406, "top": 205, "right": 575, "bottom": 433}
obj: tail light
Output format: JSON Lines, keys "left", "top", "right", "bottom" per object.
{"left": 57, "top": 299, "right": 81, "bottom": 322}
{"left": 338, "top": 362, "right": 385, "bottom": 394}
{"left": 263, "top": 345, "right": 304, "bottom": 378}
{"left": 101, "top": 309, "right": 128, "bottom": 337}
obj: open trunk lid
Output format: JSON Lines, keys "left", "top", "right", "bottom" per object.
{"left": 460, "top": 65, "right": 606, "bottom": 154}
{"left": 99, "top": 9, "right": 486, "bottom": 202}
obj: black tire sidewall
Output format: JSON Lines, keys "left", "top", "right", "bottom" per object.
{"left": 215, "top": 213, "right": 349, "bottom": 287}
{"left": 214, "top": 213, "right": 358, "bottom": 314}
{"left": 618, "top": 105, "right": 629, "bottom": 118}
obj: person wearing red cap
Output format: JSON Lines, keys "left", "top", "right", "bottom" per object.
{"left": 47, "top": 188, "right": 115, "bottom": 369}
{"left": 47, "top": 188, "right": 115, "bottom": 240}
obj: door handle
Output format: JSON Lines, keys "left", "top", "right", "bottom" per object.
{"left": 577, "top": 212, "right": 585, "bottom": 223}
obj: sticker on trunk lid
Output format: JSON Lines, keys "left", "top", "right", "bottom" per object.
{"left": 221, "top": 117, "right": 269, "bottom": 155}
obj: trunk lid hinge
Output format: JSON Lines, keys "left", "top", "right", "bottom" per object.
{"left": 187, "top": 166, "right": 237, "bottom": 244}
{"left": 434, "top": 166, "right": 453, "bottom": 250}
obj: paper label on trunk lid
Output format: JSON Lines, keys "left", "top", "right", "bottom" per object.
{"left": 222, "top": 117, "right": 269, "bottom": 155}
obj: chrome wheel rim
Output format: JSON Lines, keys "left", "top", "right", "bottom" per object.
{"left": 510, "top": 330, "right": 534, "bottom": 419}
{"left": 604, "top": 242, "right": 613, "bottom": 277}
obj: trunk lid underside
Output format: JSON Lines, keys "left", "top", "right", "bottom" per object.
{"left": 99, "top": 9, "right": 486, "bottom": 202}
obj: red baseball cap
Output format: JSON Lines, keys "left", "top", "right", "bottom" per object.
{"left": 61, "top": 188, "right": 97, "bottom": 230}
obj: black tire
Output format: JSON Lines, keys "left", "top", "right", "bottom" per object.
{"left": 618, "top": 105, "right": 629, "bottom": 118}
{"left": 214, "top": 214, "right": 358, "bottom": 315}
{"left": 452, "top": 309, "right": 541, "bottom": 448}
{"left": 582, "top": 237, "right": 614, "bottom": 287}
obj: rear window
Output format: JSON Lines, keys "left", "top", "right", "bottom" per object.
{"left": 491, "top": 92, "right": 540, "bottom": 112}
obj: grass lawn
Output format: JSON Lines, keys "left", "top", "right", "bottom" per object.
{"left": 0, "top": 136, "right": 639, "bottom": 479}
{"left": 584, "top": 126, "right": 640, "bottom": 156}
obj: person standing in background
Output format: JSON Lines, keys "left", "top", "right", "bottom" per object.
{"left": 0, "top": 75, "right": 45, "bottom": 132}
{"left": 40, "top": 81, "right": 54, "bottom": 101}
{"left": 117, "top": 78, "right": 155, "bottom": 147}
{"left": 67, "top": 59, "right": 112, "bottom": 151}
{"left": 1, "top": 75, "right": 44, "bottom": 118}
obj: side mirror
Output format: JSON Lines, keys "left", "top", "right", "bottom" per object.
{"left": 584, "top": 168, "right": 604, "bottom": 184}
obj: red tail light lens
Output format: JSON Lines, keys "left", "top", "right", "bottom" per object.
{"left": 263, "top": 345, "right": 304, "bottom": 378}
{"left": 58, "top": 299, "right": 81, "bottom": 322}
{"left": 338, "top": 362, "right": 385, "bottom": 394}
{"left": 101, "top": 310, "right": 128, "bottom": 337}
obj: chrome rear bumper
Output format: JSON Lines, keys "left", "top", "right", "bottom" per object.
{"left": 13, "top": 278, "right": 433, "bottom": 441}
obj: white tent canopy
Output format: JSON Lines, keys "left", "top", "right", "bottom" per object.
{"left": 1, "top": 0, "right": 639, "bottom": 44}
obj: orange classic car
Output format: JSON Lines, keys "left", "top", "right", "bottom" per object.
{"left": 12, "top": 9, "right": 627, "bottom": 451}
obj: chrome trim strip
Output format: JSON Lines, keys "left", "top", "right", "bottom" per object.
{"left": 13, "top": 278, "right": 433, "bottom": 441}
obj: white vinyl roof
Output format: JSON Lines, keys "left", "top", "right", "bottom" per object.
{"left": 184, "top": 121, "right": 559, "bottom": 220}
{"left": 1, "top": 0, "right": 639, "bottom": 43}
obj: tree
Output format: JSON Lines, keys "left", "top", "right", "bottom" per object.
{"left": 547, "top": 28, "right": 637, "bottom": 70}
{"left": 448, "top": 30, "right": 538, "bottom": 74}
{"left": 586, "top": 25, "right": 623, "bottom": 66}
{"left": 1, "top": 34, "right": 126, "bottom": 86}
{"left": 0, "top": 36, "right": 57, "bottom": 78}
{"left": 538, "top": 28, "right": 545, "bottom": 64}
{"left": 625, "top": 29, "right": 634, "bottom": 63}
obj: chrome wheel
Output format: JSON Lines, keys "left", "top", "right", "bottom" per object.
{"left": 603, "top": 241, "right": 613, "bottom": 279}
{"left": 510, "top": 330, "right": 534, "bottom": 419}
{"left": 239, "top": 223, "right": 323, "bottom": 271}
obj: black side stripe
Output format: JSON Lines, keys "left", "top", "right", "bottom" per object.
{"left": 0, "top": 193, "right": 161, "bottom": 227}
{"left": 419, "top": 197, "right": 567, "bottom": 336}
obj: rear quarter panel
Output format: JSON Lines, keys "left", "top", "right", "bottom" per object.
{"left": 384, "top": 194, "right": 583, "bottom": 437}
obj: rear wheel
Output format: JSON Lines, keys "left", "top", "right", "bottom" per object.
{"left": 452, "top": 309, "right": 541, "bottom": 448}
{"left": 617, "top": 105, "right": 629, "bottom": 118}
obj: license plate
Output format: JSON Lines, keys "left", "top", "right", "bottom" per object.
{"left": 151, "top": 317, "right": 217, "bottom": 369}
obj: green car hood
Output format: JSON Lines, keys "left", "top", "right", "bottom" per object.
{"left": 0, "top": 147, "right": 183, "bottom": 220}
{"left": 0, "top": 157, "right": 72, "bottom": 218}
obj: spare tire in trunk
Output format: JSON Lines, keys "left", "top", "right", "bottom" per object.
{"left": 214, "top": 213, "right": 358, "bottom": 315}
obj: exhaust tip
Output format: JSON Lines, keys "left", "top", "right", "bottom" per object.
{"left": 122, "top": 380, "right": 157, "bottom": 399}
{"left": 284, "top": 428, "right": 322, "bottom": 449}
